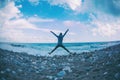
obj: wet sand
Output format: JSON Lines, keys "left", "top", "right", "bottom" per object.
{"left": 0, "top": 44, "right": 120, "bottom": 80}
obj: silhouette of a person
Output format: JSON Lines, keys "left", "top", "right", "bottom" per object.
{"left": 49, "top": 29, "right": 71, "bottom": 54}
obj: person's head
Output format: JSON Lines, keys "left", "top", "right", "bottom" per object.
{"left": 59, "top": 33, "right": 62, "bottom": 36}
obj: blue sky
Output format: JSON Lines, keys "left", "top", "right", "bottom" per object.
{"left": 0, "top": 0, "right": 120, "bottom": 43}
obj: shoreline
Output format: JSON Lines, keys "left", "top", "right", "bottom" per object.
{"left": 0, "top": 44, "right": 120, "bottom": 80}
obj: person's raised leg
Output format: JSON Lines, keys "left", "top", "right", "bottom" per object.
{"left": 49, "top": 45, "right": 59, "bottom": 54}
{"left": 61, "top": 45, "right": 71, "bottom": 54}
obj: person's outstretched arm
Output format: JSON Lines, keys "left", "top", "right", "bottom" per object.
{"left": 50, "top": 31, "right": 58, "bottom": 37}
{"left": 63, "top": 29, "right": 69, "bottom": 37}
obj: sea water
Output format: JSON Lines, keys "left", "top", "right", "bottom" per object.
{"left": 0, "top": 41, "right": 119, "bottom": 56}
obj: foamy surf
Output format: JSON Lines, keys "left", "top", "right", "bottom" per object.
{"left": 0, "top": 41, "right": 119, "bottom": 56}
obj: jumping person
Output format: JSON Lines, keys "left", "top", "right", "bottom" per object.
{"left": 49, "top": 29, "right": 71, "bottom": 54}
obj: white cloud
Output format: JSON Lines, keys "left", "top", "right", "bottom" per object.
{"left": 0, "top": 2, "right": 60, "bottom": 42}
{"left": 0, "top": 28, "right": 25, "bottom": 42}
{"left": 0, "top": 28, "right": 54, "bottom": 43}
{"left": 0, "top": 2, "right": 37, "bottom": 30}
{"left": 0, "top": 2, "right": 21, "bottom": 24}
{"left": 63, "top": 20, "right": 84, "bottom": 27}
{"left": 38, "top": 28, "right": 76, "bottom": 35}
{"left": 91, "top": 13, "right": 120, "bottom": 37}
{"left": 28, "top": 0, "right": 40, "bottom": 6}
{"left": 63, "top": 20, "right": 90, "bottom": 31}
{"left": 28, "top": 16, "right": 55, "bottom": 23}
{"left": 3, "top": 18, "right": 38, "bottom": 30}
{"left": 16, "top": 4, "right": 22, "bottom": 8}
{"left": 48, "top": 0, "right": 82, "bottom": 11}
{"left": 92, "top": 24, "right": 117, "bottom": 36}
{"left": 0, "top": 2, "right": 38, "bottom": 42}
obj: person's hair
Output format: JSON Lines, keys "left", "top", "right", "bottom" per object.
{"left": 60, "top": 33, "right": 62, "bottom": 35}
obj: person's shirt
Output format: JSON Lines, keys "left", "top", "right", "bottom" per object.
{"left": 57, "top": 35, "right": 63, "bottom": 45}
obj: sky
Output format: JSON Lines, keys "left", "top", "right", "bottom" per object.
{"left": 0, "top": 0, "right": 120, "bottom": 43}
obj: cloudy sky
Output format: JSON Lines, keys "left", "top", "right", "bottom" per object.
{"left": 0, "top": 0, "right": 120, "bottom": 43}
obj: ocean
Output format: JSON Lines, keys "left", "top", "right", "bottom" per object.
{"left": 0, "top": 41, "right": 119, "bottom": 56}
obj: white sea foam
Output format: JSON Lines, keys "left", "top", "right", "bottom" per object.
{"left": 0, "top": 41, "right": 119, "bottom": 56}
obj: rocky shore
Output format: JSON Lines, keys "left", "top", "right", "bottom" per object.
{"left": 0, "top": 44, "right": 120, "bottom": 80}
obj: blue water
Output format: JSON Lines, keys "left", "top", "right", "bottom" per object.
{"left": 0, "top": 41, "right": 119, "bottom": 56}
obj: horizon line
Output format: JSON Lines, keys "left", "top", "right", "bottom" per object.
{"left": 0, "top": 40, "right": 120, "bottom": 44}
